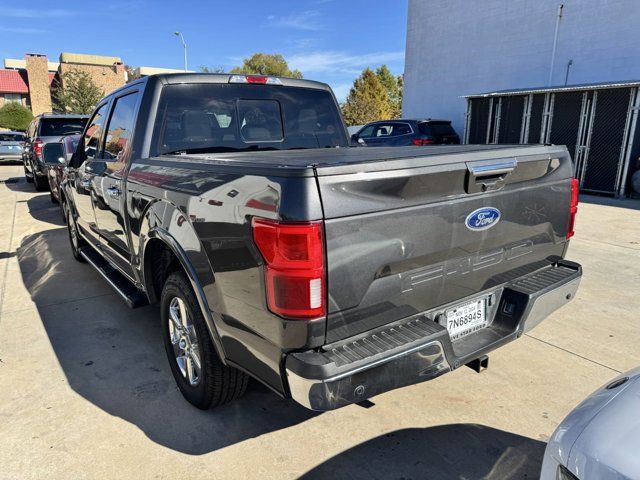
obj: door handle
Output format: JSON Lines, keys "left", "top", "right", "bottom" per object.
{"left": 107, "top": 186, "right": 121, "bottom": 198}
{"left": 468, "top": 160, "right": 517, "bottom": 178}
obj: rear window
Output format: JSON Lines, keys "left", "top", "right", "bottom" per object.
{"left": 418, "top": 122, "right": 456, "bottom": 137}
{"left": 153, "top": 83, "right": 348, "bottom": 155}
{"left": 39, "top": 118, "right": 88, "bottom": 137}
{"left": 0, "top": 133, "right": 25, "bottom": 141}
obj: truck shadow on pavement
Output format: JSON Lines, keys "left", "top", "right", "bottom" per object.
{"left": 3, "top": 176, "right": 66, "bottom": 225}
{"left": 16, "top": 224, "right": 319, "bottom": 455}
{"left": 300, "top": 425, "right": 545, "bottom": 480}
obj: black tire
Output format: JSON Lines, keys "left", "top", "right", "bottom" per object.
{"left": 34, "top": 171, "right": 48, "bottom": 192}
{"left": 66, "top": 208, "right": 87, "bottom": 262}
{"left": 50, "top": 190, "right": 59, "bottom": 204}
{"left": 60, "top": 199, "right": 67, "bottom": 224}
{"left": 24, "top": 165, "right": 34, "bottom": 183}
{"left": 161, "top": 271, "right": 248, "bottom": 409}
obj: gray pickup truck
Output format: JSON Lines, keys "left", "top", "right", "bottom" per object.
{"left": 61, "top": 73, "right": 582, "bottom": 411}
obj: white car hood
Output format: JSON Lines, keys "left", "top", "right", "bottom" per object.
{"left": 568, "top": 371, "right": 640, "bottom": 479}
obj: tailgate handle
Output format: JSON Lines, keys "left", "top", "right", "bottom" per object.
{"left": 467, "top": 160, "right": 517, "bottom": 193}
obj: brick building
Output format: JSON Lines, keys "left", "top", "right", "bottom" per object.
{"left": 1, "top": 52, "right": 127, "bottom": 115}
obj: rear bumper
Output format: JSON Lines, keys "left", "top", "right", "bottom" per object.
{"left": 0, "top": 153, "right": 22, "bottom": 163}
{"left": 285, "top": 260, "right": 582, "bottom": 410}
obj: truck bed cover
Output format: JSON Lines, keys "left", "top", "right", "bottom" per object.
{"left": 159, "top": 144, "right": 565, "bottom": 176}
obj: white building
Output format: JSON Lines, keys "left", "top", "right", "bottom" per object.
{"left": 402, "top": 0, "right": 640, "bottom": 137}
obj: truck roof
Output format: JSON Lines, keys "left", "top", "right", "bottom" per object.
{"left": 161, "top": 144, "right": 568, "bottom": 177}
{"left": 121, "top": 72, "right": 332, "bottom": 96}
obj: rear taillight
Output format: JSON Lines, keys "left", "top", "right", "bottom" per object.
{"left": 567, "top": 178, "right": 579, "bottom": 239}
{"left": 252, "top": 218, "right": 325, "bottom": 319}
{"left": 33, "top": 139, "right": 43, "bottom": 158}
{"left": 411, "top": 137, "right": 435, "bottom": 146}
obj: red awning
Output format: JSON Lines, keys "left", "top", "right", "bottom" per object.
{"left": 0, "top": 69, "right": 29, "bottom": 94}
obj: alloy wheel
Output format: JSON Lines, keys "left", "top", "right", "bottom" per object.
{"left": 168, "top": 296, "right": 202, "bottom": 386}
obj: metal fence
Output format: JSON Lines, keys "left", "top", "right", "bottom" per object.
{"left": 464, "top": 81, "right": 640, "bottom": 197}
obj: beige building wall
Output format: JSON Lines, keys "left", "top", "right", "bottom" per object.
{"left": 24, "top": 54, "right": 52, "bottom": 116}
{"left": 58, "top": 61, "right": 126, "bottom": 98}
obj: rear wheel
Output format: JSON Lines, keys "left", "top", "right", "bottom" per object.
{"left": 33, "top": 169, "right": 48, "bottom": 192}
{"left": 24, "top": 165, "right": 33, "bottom": 183}
{"left": 50, "top": 190, "right": 58, "bottom": 204}
{"left": 161, "top": 271, "right": 248, "bottom": 409}
{"left": 66, "top": 208, "right": 86, "bottom": 262}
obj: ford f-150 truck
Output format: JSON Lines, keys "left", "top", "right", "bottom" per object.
{"left": 61, "top": 73, "right": 582, "bottom": 411}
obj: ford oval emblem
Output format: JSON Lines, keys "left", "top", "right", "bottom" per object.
{"left": 465, "top": 207, "right": 501, "bottom": 231}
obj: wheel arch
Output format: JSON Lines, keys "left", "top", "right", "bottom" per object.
{"left": 138, "top": 200, "right": 227, "bottom": 363}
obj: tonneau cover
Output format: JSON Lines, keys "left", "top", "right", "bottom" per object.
{"left": 161, "top": 144, "right": 565, "bottom": 176}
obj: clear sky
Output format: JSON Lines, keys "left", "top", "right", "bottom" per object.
{"left": 0, "top": 1, "right": 408, "bottom": 101}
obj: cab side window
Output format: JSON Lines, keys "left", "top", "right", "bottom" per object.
{"left": 104, "top": 92, "right": 140, "bottom": 163}
{"left": 83, "top": 103, "right": 108, "bottom": 161}
{"left": 393, "top": 123, "right": 412, "bottom": 135}
{"left": 357, "top": 125, "right": 375, "bottom": 138}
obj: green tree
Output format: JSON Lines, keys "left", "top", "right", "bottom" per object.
{"left": 375, "top": 65, "right": 403, "bottom": 118}
{"left": 125, "top": 65, "right": 141, "bottom": 82}
{"left": 341, "top": 68, "right": 392, "bottom": 126}
{"left": 52, "top": 69, "right": 104, "bottom": 114}
{"left": 199, "top": 65, "right": 225, "bottom": 73}
{"left": 230, "top": 53, "right": 302, "bottom": 78}
{"left": 0, "top": 102, "right": 33, "bottom": 131}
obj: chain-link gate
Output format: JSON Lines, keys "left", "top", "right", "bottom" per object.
{"left": 581, "top": 88, "right": 633, "bottom": 193}
{"left": 546, "top": 91, "right": 584, "bottom": 163}
{"left": 466, "top": 98, "right": 491, "bottom": 144}
{"left": 464, "top": 82, "right": 640, "bottom": 196}
{"left": 497, "top": 96, "right": 525, "bottom": 144}
{"left": 526, "top": 94, "right": 545, "bottom": 144}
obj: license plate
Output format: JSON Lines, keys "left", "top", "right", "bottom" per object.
{"left": 444, "top": 298, "right": 487, "bottom": 341}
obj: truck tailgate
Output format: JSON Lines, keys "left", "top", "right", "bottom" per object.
{"left": 316, "top": 145, "right": 573, "bottom": 342}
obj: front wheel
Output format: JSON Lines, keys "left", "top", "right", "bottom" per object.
{"left": 60, "top": 199, "right": 67, "bottom": 224}
{"left": 66, "top": 208, "right": 86, "bottom": 262}
{"left": 161, "top": 271, "right": 248, "bottom": 409}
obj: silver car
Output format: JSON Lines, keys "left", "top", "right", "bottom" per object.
{"left": 0, "top": 131, "right": 25, "bottom": 163}
{"left": 541, "top": 367, "right": 640, "bottom": 479}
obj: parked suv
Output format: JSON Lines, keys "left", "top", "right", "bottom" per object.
{"left": 352, "top": 119, "right": 460, "bottom": 147}
{"left": 22, "top": 113, "right": 88, "bottom": 191}
{"left": 42, "top": 134, "right": 80, "bottom": 208}
{"left": 0, "top": 131, "right": 26, "bottom": 163}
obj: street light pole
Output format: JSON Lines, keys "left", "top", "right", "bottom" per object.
{"left": 174, "top": 31, "right": 188, "bottom": 72}
{"left": 564, "top": 59, "right": 573, "bottom": 86}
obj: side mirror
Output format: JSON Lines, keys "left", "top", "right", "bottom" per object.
{"left": 58, "top": 157, "right": 66, "bottom": 164}
{"left": 351, "top": 134, "right": 365, "bottom": 146}
{"left": 42, "top": 143, "right": 65, "bottom": 165}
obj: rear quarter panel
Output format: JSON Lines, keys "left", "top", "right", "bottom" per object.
{"left": 126, "top": 157, "right": 325, "bottom": 393}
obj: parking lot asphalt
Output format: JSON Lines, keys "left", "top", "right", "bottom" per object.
{"left": 0, "top": 164, "right": 638, "bottom": 480}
